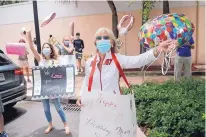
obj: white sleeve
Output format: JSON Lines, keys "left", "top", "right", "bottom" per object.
{"left": 79, "top": 59, "right": 90, "bottom": 96}
{"left": 118, "top": 48, "right": 157, "bottom": 69}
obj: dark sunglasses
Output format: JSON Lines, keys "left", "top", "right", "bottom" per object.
{"left": 96, "top": 36, "right": 110, "bottom": 40}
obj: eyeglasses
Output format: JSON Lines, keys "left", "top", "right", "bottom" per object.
{"left": 96, "top": 36, "right": 110, "bottom": 40}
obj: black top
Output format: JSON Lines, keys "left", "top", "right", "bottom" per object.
{"left": 73, "top": 39, "right": 84, "bottom": 53}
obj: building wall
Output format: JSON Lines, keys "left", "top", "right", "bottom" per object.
{"left": 0, "top": 1, "right": 205, "bottom": 67}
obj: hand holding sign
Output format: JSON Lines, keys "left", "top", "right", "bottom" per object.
{"left": 6, "top": 43, "right": 26, "bottom": 56}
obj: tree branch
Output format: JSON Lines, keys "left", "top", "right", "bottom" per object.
{"left": 107, "top": 0, "right": 119, "bottom": 38}
{"left": 163, "top": 0, "right": 170, "bottom": 14}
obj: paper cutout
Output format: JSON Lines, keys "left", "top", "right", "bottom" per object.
{"left": 6, "top": 43, "right": 26, "bottom": 55}
{"left": 79, "top": 91, "right": 141, "bottom": 137}
{"left": 41, "top": 13, "right": 56, "bottom": 27}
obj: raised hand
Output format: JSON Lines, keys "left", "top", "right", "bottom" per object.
{"left": 158, "top": 40, "right": 177, "bottom": 53}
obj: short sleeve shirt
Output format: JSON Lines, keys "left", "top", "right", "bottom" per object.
{"left": 177, "top": 37, "right": 194, "bottom": 57}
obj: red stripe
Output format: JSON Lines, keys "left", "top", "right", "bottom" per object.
{"left": 88, "top": 53, "right": 130, "bottom": 93}
{"left": 111, "top": 53, "right": 130, "bottom": 89}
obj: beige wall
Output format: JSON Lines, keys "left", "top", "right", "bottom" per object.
{"left": 0, "top": 6, "right": 205, "bottom": 67}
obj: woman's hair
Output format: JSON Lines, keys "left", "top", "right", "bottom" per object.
{"left": 19, "top": 39, "right": 26, "bottom": 43}
{"left": 94, "top": 27, "right": 118, "bottom": 53}
{"left": 42, "top": 42, "right": 57, "bottom": 60}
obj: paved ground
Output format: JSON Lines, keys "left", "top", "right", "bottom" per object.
{"left": 5, "top": 75, "right": 205, "bottom": 137}
{"left": 4, "top": 75, "right": 172, "bottom": 137}
{"left": 4, "top": 101, "right": 80, "bottom": 137}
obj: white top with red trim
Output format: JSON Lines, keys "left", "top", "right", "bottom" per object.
{"left": 80, "top": 49, "right": 156, "bottom": 95}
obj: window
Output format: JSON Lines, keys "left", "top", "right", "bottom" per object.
{"left": 0, "top": 53, "right": 10, "bottom": 66}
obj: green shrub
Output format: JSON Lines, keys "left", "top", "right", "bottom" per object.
{"left": 123, "top": 78, "right": 205, "bottom": 137}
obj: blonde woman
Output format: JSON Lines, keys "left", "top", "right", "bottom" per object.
{"left": 25, "top": 29, "right": 70, "bottom": 135}
{"left": 76, "top": 27, "right": 177, "bottom": 135}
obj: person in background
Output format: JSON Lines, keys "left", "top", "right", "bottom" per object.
{"left": 58, "top": 36, "right": 78, "bottom": 74}
{"left": 73, "top": 33, "right": 84, "bottom": 72}
{"left": 48, "top": 35, "right": 60, "bottom": 46}
{"left": 18, "top": 39, "right": 31, "bottom": 82}
{"left": 174, "top": 37, "right": 194, "bottom": 81}
{"left": 48, "top": 35, "right": 62, "bottom": 55}
{"left": 0, "top": 95, "right": 8, "bottom": 137}
{"left": 33, "top": 38, "right": 38, "bottom": 66}
{"left": 62, "top": 36, "right": 74, "bottom": 55}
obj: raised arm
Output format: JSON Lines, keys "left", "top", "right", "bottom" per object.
{"left": 118, "top": 49, "right": 157, "bottom": 69}
{"left": 118, "top": 40, "right": 176, "bottom": 69}
{"left": 25, "top": 30, "right": 41, "bottom": 62}
{"left": 63, "top": 42, "right": 74, "bottom": 54}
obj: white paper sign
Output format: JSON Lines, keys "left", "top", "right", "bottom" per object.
{"left": 79, "top": 91, "right": 139, "bottom": 137}
{"left": 59, "top": 55, "right": 78, "bottom": 75}
{"left": 32, "top": 65, "right": 75, "bottom": 100}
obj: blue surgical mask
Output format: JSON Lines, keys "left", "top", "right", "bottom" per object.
{"left": 96, "top": 40, "right": 111, "bottom": 54}
{"left": 64, "top": 41, "right": 70, "bottom": 47}
{"left": 42, "top": 48, "right": 51, "bottom": 56}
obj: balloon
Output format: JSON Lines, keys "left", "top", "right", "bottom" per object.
{"left": 138, "top": 13, "right": 195, "bottom": 48}
{"left": 41, "top": 13, "right": 56, "bottom": 27}
{"left": 69, "top": 22, "right": 74, "bottom": 37}
{"left": 118, "top": 14, "right": 134, "bottom": 36}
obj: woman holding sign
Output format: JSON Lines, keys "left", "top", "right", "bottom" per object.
{"left": 76, "top": 27, "right": 177, "bottom": 136}
{"left": 24, "top": 29, "right": 70, "bottom": 135}
{"left": 77, "top": 27, "right": 177, "bottom": 97}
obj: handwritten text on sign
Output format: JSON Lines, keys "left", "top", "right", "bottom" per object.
{"left": 6, "top": 43, "right": 26, "bottom": 56}
{"left": 79, "top": 92, "right": 137, "bottom": 137}
{"left": 32, "top": 65, "right": 75, "bottom": 100}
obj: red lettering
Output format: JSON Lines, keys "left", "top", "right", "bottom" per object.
{"left": 108, "top": 59, "right": 112, "bottom": 65}
{"left": 104, "top": 59, "right": 109, "bottom": 65}
{"left": 51, "top": 74, "right": 63, "bottom": 79}
{"left": 103, "top": 59, "right": 113, "bottom": 65}
{"left": 96, "top": 93, "right": 117, "bottom": 108}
